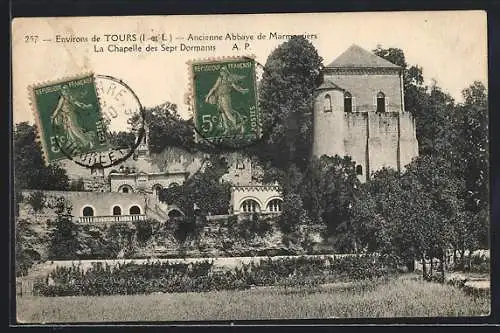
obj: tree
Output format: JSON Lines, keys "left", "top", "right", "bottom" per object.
{"left": 254, "top": 36, "right": 323, "bottom": 171}
{"left": 26, "top": 191, "right": 46, "bottom": 221}
{"left": 14, "top": 122, "right": 70, "bottom": 191}
{"left": 300, "top": 155, "right": 360, "bottom": 242}
{"left": 129, "top": 102, "right": 195, "bottom": 154}
{"left": 417, "top": 83, "right": 456, "bottom": 156}
{"left": 445, "top": 81, "right": 489, "bottom": 256}
{"left": 173, "top": 214, "right": 205, "bottom": 245}
{"left": 373, "top": 46, "right": 455, "bottom": 156}
{"left": 107, "top": 130, "right": 136, "bottom": 149}
{"left": 453, "top": 82, "right": 489, "bottom": 214}
{"left": 160, "top": 154, "right": 231, "bottom": 217}
{"left": 47, "top": 197, "right": 81, "bottom": 260}
{"left": 279, "top": 192, "right": 311, "bottom": 248}
{"left": 15, "top": 218, "right": 42, "bottom": 277}
{"left": 404, "top": 156, "right": 464, "bottom": 260}
{"left": 260, "top": 162, "right": 308, "bottom": 240}
{"left": 347, "top": 155, "right": 465, "bottom": 278}
{"left": 372, "top": 46, "right": 423, "bottom": 88}
{"left": 261, "top": 155, "right": 360, "bottom": 250}
{"left": 159, "top": 155, "right": 231, "bottom": 245}
{"left": 243, "top": 37, "right": 323, "bottom": 245}
{"left": 104, "top": 223, "right": 137, "bottom": 258}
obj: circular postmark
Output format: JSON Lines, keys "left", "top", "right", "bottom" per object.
{"left": 52, "top": 74, "right": 145, "bottom": 169}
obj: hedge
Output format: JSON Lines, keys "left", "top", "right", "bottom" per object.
{"left": 34, "top": 255, "right": 390, "bottom": 296}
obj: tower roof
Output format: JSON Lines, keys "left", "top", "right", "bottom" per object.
{"left": 316, "top": 79, "right": 345, "bottom": 91}
{"left": 326, "top": 44, "right": 401, "bottom": 69}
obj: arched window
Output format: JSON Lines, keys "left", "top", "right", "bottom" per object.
{"left": 169, "top": 182, "right": 179, "bottom": 188}
{"left": 356, "top": 165, "right": 363, "bottom": 175}
{"left": 267, "top": 199, "right": 283, "bottom": 212}
{"left": 112, "top": 206, "right": 122, "bottom": 216}
{"left": 118, "top": 184, "right": 133, "bottom": 193}
{"left": 153, "top": 184, "right": 163, "bottom": 197}
{"left": 376, "top": 92, "right": 386, "bottom": 113}
{"left": 82, "top": 206, "right": 94, "bottom": 217}
{"left": 168, "top": 209, "right": 183, "bottom": 218}
{"left": 129, "top": 205, "right": 141, "bottom": 215}
{"left": 240, "top": 199, "right": 261, "bottom": 213}
{"left": 344, "top": 92, "right": 352, "bottom": 113}
{"left": 323, "top": 94, "right": 332, "bottom": 112}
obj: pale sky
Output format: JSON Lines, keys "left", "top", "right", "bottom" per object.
{"left": 12, "top": 10, "right": 487, "bottom": 125}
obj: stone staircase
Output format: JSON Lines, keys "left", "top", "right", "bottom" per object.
{"left": 145, "top": 205, "right": 168, "bottom": 222}
{"left": 154, "top": 202, "right": 171, "bottom": 219}
{"left": 144, "top": 196, "right": 174, "bottom": 222}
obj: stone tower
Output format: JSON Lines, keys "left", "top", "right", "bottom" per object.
{"left": 312, "top": 44, "right": 419, "bottom": 182}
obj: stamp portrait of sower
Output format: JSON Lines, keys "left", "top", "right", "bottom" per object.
{"left": 191, "top": 58, "right": 261, "bottom": 145}
{"left": 50, "top": 85, "right": 97, "bottom": 150}
{"left": 31, "top": 74, "right": 109, "bottom": 164}
{"left": 204, "top": 65, "right": 249, "bottom": 135}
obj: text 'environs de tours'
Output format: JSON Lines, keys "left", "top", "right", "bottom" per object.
{"left": 52, "top": 32, "right": 319, "bottom": 53}
{"left": 54, "top": 32, "right": 318, "bottom": 43}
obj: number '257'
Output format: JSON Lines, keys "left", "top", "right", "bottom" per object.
{"left": 25, "top": 35, "right": 39, "bottom": 43}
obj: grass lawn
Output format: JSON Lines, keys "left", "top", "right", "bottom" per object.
{"left": 16, "top": 274, "right": 490, "bottom": 323}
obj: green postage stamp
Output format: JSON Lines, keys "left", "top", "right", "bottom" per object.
{"left": 189, "top": 57, "right": 261, "bottom": 144}
{"left": 30, "top": 74, "right": 109, "bottom": 164}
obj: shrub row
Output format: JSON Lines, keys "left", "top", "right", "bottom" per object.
{"left": 34, "top": 255, "right": 389, "bottom": 296}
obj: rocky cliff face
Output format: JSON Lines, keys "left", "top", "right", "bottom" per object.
{"left": 16, "top": 213, "right": 327, "bottom": 264}
{"left": 83, "top": 176, "right": 111, "bottom": 192}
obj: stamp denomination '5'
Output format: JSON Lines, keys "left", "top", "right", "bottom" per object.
{"left": 30, "top": 74, "right": 109, "bottom": 164}
{"left": 190, "top": 57, "right": 261, "bottom": 144}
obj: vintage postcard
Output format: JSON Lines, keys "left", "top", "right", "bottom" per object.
{"left": 12, "top": 11, "right": 489, "bottom": 323}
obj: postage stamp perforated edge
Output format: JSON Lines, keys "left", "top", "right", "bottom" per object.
{"left": 185, "top": 55, "right": 262, "bottom": 144}
{"left": 28, "top": 71, "right": 104, "bottom": 166}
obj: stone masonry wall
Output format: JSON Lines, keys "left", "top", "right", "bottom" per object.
{"left": 367, "top": 112, "right": 400, "bottom": 174}
{"left": 324, "top": 69, "right": 403, "bottom": 112}
{"left": 313, "top": 110, "right": 418, "bottom": 182}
